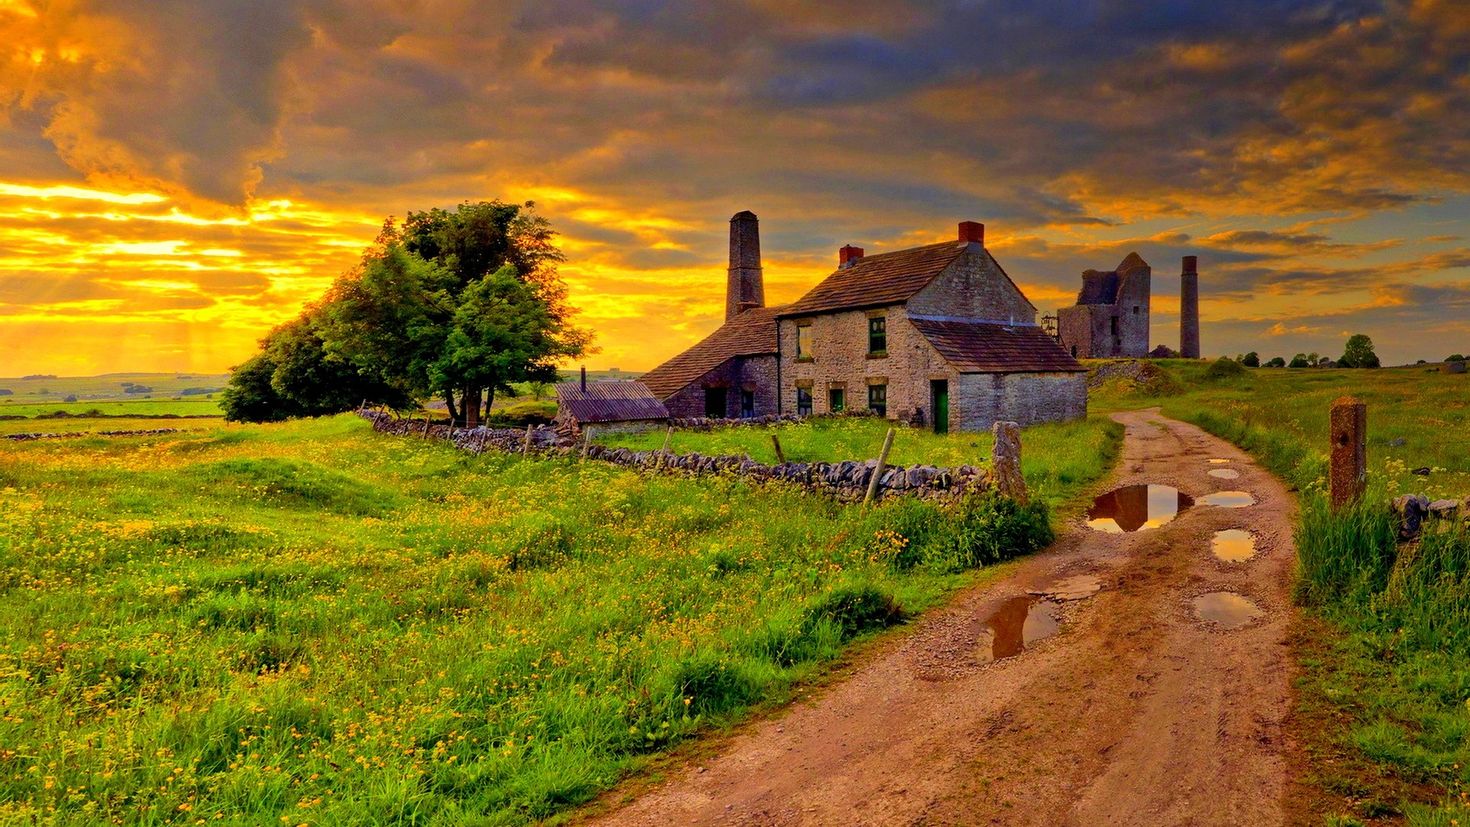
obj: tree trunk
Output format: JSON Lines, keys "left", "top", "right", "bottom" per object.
{"left": 463, "top": 386, "right": 482, "bottom": 429}
{"left": 483, "top": 386, "right": 496, "bottom": 422}
{"left": 443, "top": 390, "right": 460, "bottom": 427}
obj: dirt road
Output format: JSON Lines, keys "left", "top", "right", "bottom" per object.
{"left": 587, "top": 410, "right": 1301, "bottom": 826}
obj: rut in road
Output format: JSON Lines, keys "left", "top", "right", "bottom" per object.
{"left": 583, "top": 410, "right": 1302, "bottom": 827}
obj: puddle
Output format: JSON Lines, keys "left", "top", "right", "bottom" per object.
{"left": 1028, "top": 574, "right": 1102, "bottom": 601}
{"left": 1211, "top": 529, "right": 1257, "bottom": 562}
{"left": 1201, "top": 490, "right": 1256, "bottom": 508}
{"left": 1208, "top": 458, "right": 1231, "bottom": 464}
{"left": 1208, "top": 468, "right": 1241, "bottom": 480}
{"left": 1192, "top": 592, "right": 1263, "bottom": 629}
{"left": 978, "top": 597, "right": 1060, "bottom": 663}
{"left": 1086, "top": 485, "right": 1194, "bottom": 532}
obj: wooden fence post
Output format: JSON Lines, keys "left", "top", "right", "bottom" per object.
{"left": 864, "top": 427, "right": 896, "bottom": 505}
{"left": 1330, "top": 396, "right": 1367, "bottom": 511}
{"left": 771, "top": 434, "right": 786, "bottom": 465}
{"left": 522, "top": 423, "right": 534, "bottom": 454}
{"left": 421, "top": 416, "right": 431, "bottom": 439}
{"left": 581, "top": 426, "right": 594, "bottom": 461}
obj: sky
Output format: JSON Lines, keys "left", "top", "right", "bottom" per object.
{"left": 2, "top": 0, "right": 1468, "bottom": 376}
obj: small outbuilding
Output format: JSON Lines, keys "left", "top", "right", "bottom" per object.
{"left": 553, "top": 372, "right": 669, "bottom": 437}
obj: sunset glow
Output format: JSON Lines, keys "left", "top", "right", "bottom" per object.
{"left": 2, "top": 0, "right": 1468, "bottom": 374}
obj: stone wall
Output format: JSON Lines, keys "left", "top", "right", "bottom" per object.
{"left": 359, "top": 410, "right": 991, "bottom": 503}
{"left": 1391, "top": 494, "right": 1468, "bottom": 540}
{"left": 905, "top": 246, "right": 1037, "bottom": 323}
{"left": 954, "top": 372, "right": 1087, "bottom": 430}
{"left": 4, "top": 428, "right": 185, "bottom": 441}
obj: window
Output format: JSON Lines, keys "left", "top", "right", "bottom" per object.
{"left": 868, "top": 316, "right": 887, "bottom": 355}
{"left": 868, "top": 384, "right": 887, "bottom": 418}
{"left": 796, "top": 323, "right": 813, "bottom": 360}
{"left": 704, "top": 387, "right": 727, "bottom": 418}
{"left": 828, "top": 387, "right": 845, "bottom": 413}
{"left": 740, "top": 390, "right": 754, "bottom": 418}
{"left": 796, "top": 387, "right": 813, "bottom": 417}
{"left": 1133, "top": 306, "right": 1140, "bottom": 315}
{"left": 1110, "top": 316, "right": 1119, "bottom": 336}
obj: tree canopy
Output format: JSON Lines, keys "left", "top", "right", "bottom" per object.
{"left": 222, "top": 200, "right": 591, "bottom": 424}
{"left": 1338, "top": 334, "right": 1381, "bottom": 368}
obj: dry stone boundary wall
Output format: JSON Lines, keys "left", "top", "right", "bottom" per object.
{"left": 360, "top": 410, "right": 991, "bottom": 503}
{"left": 4, "top": 428, "right": 186, "bottom": 441}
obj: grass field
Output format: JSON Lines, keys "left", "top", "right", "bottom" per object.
{"left": 0, "top": 373, "right": 229, "bottom": 418}
{"left": 0, "top": 412, "right": 1118, "bottom": 824}
{"left": 597, "top": 415, "right": 1121, "bottom": 512}
{"left": 1099, "top": 359, "right": 1470, "bottom": 825}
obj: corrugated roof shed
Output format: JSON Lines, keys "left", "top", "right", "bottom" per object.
{"left": 639, "top": 305, "right": 783, "bottom": 399}
{"left": 909, "top": 317, "right": 1086, "bottom": 374}
{"left": 554, "top": 380, "right": 669, "bottom": 423}
{"left": 776, "top": 241, "right": 967, "bottom": 318}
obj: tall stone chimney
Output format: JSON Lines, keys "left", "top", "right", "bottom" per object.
{"left": 1180, "top": 255, "right": 1200, "bottom": 359}
{"left": 727, "top": 210, "right": 764, "bottom": 321}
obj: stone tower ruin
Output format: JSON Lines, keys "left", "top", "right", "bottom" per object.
{"left": 726, "top": 210, "right": 765, "bottom": 320}
{"left": 1180, "top": 255, "right": 1200, "bottom": 358}
{"left": 1056, "top": 253, "right": 1151, "bottom": 359}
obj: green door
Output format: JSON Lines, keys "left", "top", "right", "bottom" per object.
{"left": 931, "top": 380, "right": 949, "bottom": 434}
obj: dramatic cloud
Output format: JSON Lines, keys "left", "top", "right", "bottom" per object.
{"left": 2, "top": 0, "right": 1468, "bottom": 373}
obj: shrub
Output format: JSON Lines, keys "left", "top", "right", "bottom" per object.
{"left": 1241, "top": 352, "right": 1260, "bottom": 367}
{"left": 801, "top": 583, "right": 905, "bottom": 641}
{"left": 939, "top": 491, "right": 1054, "bottom": 570}
{"left": 1205, "top": 356, "right": 1248, "bottom": 380}
{"left": 1265, "top": 357, "right": 1287, "bottom": 368}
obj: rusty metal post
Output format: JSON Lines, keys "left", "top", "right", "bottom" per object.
{"left": 1330, "top": 396, "right": 1367, "bottom": 511}
{"left": 992, "top": 421, "right": 1027, "bottom": 504}
{"left": 864, "top": 427, "right": 896, "bottom": 505}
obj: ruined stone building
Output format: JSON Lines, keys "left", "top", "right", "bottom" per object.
{"left": 640, "top": 212, "right": 1086, "bottom": 432}
{"left": 1056, "top": 254, "right": 1152, "bottom": 359}
{"left": 1056, "top": 254, "right": 1202, "bottom": 359}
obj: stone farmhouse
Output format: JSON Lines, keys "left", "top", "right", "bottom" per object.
{"left": 639, "top": 212, "right": 1086, "bottom": 432}
{"left": 1057, "top": 254, "right": 1201, "bottom": 359}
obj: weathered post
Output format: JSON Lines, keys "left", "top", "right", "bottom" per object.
{"left": 992, "top": 420, "right": 1027, "bottom": 504}
{"left": 864, "top": 427, "right": 896, "bottom": 505}
{"left": 660, "top": 426, "right": 674, "bottom": 455}
{"left": 581, "top": 426, "right": 594, "bottom": 461}
{"left": 522, "top": 423, "right": 534, "bottom": 454}
{"left": 1329, "top": 396, "right": 1367, "bottom": 511}
{"left": 421, "top": 416, "right": 432, "bottom": 439}
{"left": 771, "top": 434, "right": 786, "bottom": 465}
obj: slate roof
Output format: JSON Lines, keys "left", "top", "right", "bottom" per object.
{"left": 554, "top": 380, "right": 669, "bottom": 423}
{"left": 909, "top": 317, "right": 1086, "bottom": 374}
{"left": 776, "top": 241, "right": 968, "bottom": 318}
{"left": 639, "top": 305, "right": 784, "bottom": 400}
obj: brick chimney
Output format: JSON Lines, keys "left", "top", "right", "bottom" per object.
{"left": 726, "top": 210, "right": 764, "bottom": 321}
{"left": 839, "top": 244, "right": 864, "bottom": 269}
{"left": 580, "top": 365, "right": 587, "bottom": 392}
{"left": 1180, "top": 256, "right": 1200, "bottom": 359}
{"left": 958, "top": 221, "right": 985, "bottom": 245}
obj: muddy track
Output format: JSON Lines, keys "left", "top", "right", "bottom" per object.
{"left": 585, "top": 410, "right": 1300, "bottom": 826}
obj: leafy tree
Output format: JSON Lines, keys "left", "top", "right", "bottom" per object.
{"left": 1265, "top": 356, "right": 1286, "bottom": 368}
{"left": 221, "top": 353, "right": 302, "bottom": 422}
{"left": 1241, "top": 352, "right": 1260, "bottom": 367}
{"left": 431, "top": 264, "right": 591, "bottom": 424}
{"left": 227, "top": 199, "right": 591, "bottom": 425}
{"left": 1288, "top": 354, "right": 1310, "bottom": 368}
{"left": 1339, "top": 334, "right": 1380, "bottom": 368}
{"left": 1448, "top": 354, "right": 1466, "bottom": 363}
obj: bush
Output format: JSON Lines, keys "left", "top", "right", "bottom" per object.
{"left": 801, "top": 584, "right": 905, "bottom": 642}
{"left": 1265, "top": 357, "right": 1287, "bottom": 368}
{"left": 1241, "top": 352, "right": 1260, "bottom": 367}
{"left": 1205, "top": 356, "right": 1247, "bottom": 380}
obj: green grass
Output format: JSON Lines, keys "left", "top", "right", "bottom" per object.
{"left": 595, "top": 415, "right": 1122, "bottom": 513}
{"left": 0, "top": 373, "right": 229, "bottom": 418}
{"left": 1097, "top": 358, "right": 1470, "bottom": 824}
{"left": 0, "top": 412, "right": 1117, "bottom": 824}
